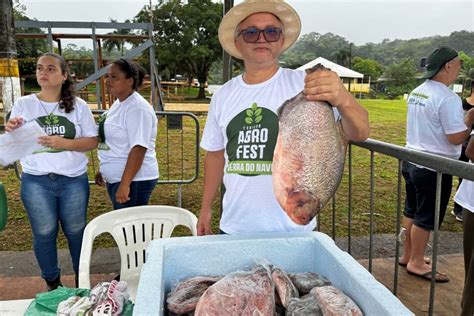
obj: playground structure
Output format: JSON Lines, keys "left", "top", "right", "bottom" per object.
{"left": 14, "top": 20, "right": 164, "bottom": 111}
{"left": 3, "top": 20, "right": 200, "bottom": 206}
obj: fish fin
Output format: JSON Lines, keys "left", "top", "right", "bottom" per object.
{"left": 277, "top": 91, "right": 306, "bottom": 118}
{"left": 305, "top": 63, "right": 330, "bottom": 74}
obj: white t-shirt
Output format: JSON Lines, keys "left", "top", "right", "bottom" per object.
{"left": 201, "top": 67, "right": 339, "bottom": 235}
{"left": 406, "top": 80, "right": 466, "bottom": 159}
{"left": 454, "top": 177, "right": 474, "bottom": 214}
{"left": 454, "top": 131, "right": 474, "bottom": 213}
{"left": 98, "top": 91, "right": 159, "bottom": 184}
{"left": 10, "top": 94, "right": 98, "bottom": 177}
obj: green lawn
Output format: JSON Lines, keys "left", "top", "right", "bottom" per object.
{"left": 0, "top": 98, "right": 463, "bottom": 251}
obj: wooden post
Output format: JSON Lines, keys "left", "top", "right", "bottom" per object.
{"left": 97, "top": 39, "right": 107, "bottom": 109}
{"left": 222, "top": 0, "right": 234, "bottom": 84}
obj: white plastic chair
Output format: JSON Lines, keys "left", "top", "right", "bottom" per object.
{"left": 78, "top": 205, "right": 198, "bottom": 301}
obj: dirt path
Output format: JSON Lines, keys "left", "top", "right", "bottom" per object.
{"left": 163, "top": 103, "right": 209, "bottom": 112}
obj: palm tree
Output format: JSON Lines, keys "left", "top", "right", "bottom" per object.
{"left": 331, "top": 47, "right": 351, "bottom": 68}
{"left": 103, "top": 18, "right": 132, "bottom": 56}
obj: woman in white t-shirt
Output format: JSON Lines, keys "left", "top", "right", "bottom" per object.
{"left": 5, "top": 53, "right": 98, "bottom": 291}
{"left": 453, "top": 133, "right": 474, "bottom": 316}
{"left": 95, "top": 59, "right": 158, "bottom": 209}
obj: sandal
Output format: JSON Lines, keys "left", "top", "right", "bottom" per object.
{"left": 407, "top": 269, "right": 449, "bottom": 283}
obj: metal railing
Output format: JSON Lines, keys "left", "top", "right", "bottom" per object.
{"left": 325, "top": 138, "right": 474, "bottom": 316}
{"left": 11, "top": 110, "right": 200, "bottom": 207}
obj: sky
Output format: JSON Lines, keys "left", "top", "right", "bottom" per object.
{"left": 19, "top": 0, "right": 473, "bottom": 48}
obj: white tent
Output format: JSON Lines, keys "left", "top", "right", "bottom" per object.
{"left": 297, "top": 57, "right": 363, "bottom": 79}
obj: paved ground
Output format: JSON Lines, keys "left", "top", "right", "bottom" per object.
{"left": 0, "top": 231, "right": 463, "bottom": 278}
{"left": 0, "top": 231, "right": 466, "bottom": 315}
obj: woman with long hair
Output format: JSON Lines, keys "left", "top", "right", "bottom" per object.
{"left": 5, "top": 53, "right": 98, "bottom": 291}
{"left": 95, "top": 58, "right": 158, "bottom": 209}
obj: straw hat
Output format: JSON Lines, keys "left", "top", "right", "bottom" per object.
{"left": 218, "top": 0, "right": 301, "bottom": 59}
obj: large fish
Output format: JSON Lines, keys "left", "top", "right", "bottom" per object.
{"left": 272, "top": 64, "right": 348, "bottom": 225}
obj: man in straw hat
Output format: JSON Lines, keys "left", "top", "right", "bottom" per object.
{"left": 197, "top": 0, "right": 369, "bottom": 235}
{"left": 400, "top": 46, "right": 474, "bottom": 283}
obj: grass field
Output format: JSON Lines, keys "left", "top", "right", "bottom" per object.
{"left": 0, "top": 98, "right": 464, "bottom": 251}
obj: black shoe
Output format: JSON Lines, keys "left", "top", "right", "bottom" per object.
{"left": 451, "top": 210, "right": 463, "bottom": 222}
{"left": 45, "top": 275, "right": 62, "bottom": 291}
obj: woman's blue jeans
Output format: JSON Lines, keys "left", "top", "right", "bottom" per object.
{"left": 106, "top": 179, "right": 158, "bottom": 210}
{"left": 21, "top": 172, "right": 89, "bottom": 281}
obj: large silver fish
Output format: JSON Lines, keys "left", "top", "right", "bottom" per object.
{"left": 272, "top": 64, "right": 348, "bottom": 225}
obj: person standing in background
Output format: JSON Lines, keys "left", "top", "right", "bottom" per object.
{"left": 452, "top": 80, "right": 474, "bottom": 222}
{"left": 453, "top": 132, "right": 474, "bottom": 316}
{"left": 95, "top": 58, "right": 159, "bottom": 209}
{"left": 5, "top": 53, "right": 98, "bottom": 291}
{"left": 400, "top": 46, "right": 474, "bottom": 282}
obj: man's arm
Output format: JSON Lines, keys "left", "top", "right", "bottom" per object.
{"left": 303, "top": 69, "right": 370, "bottom": 141}
{"left": 197, "top": 149, "right": 225, "bottom": 236}
{"left": 466, "top": 136, "right": 474, "bottom": 161}
{"left": 446, "top": 108, "right": 474, "bottom": 145}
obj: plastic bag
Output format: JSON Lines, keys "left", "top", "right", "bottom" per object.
{"left": 24, "top": 286, "right": 134, "bottom": 316}
{"left": 24, "top": 287, "right": 90, "bottom": 315}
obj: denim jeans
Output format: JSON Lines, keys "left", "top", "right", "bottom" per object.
{"left": 106, "top": 178, "right": 158, "bottom": 210}
{"left": 21, "top": 172, "right": 89, "bottom": 281}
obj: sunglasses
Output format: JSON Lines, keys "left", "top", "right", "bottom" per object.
{"left": 237, "top": 27, "right": 282, "bottom": 43}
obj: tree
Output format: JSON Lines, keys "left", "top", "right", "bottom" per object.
{"left": 457, "top": 51, "right": 474, "bottom": 95}
{"left": 384, "top": 59, "right": 418, "bottom": 97}
{"left": 281, "top": 32, "right": 350, "bottom": 67}
{"left": 135, "top": 0, "right": 222, "bottom": 99}
{"left": 458, "top": 51, "right": 473, "bottom": 80}
{"left": 13, "top": 1, "right": 48, "bottom": 76}
{"left": 352, "top": 57, "right": 383, "bottom": 81}
{"left": 1, "top": 0, "right": 21, "bottom": 118}
{"left": 103, "top": 19, "right": 132, "bottom": 56}
{"left": 331, "top": 47, "right": 351, "bottom": 68}
{"left": 62, "top": 44, "right": 96, "bottom": 78}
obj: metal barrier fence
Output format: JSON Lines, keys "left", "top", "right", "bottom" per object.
{"left": 11, "top": 110, "right": 200, "bottom": 207}
{"left": 324, "top": 138, "right": 474, "bottom": 316}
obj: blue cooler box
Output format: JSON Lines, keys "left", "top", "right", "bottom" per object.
{"left": 134, "top": 232, "right": 413, "bottom": 315}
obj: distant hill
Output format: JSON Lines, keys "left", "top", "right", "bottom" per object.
{"left": 355, "top": 31, "right": 474, "bottom": 65}
{"left": 281, "top": 31, "right": 474, "bottom": 68}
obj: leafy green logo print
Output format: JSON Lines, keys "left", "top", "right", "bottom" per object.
{"left": 245, "top": 103, "right": 263, "bottom": 125}
{"left": 98, "top": 113, "right": 107, "bottom": 124}
{"left": 44, "top": 113, "right": 59, "bottom": 125}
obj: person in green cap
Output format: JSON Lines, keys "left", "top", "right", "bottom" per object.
{"left": 399, "top": 46, "right": 474, "bottom": 282}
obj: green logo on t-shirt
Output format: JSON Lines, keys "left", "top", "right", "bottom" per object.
{"left": 226, "top": 103, "right": 278, "bottom": 176}
{"left": 97, "top": 112, "right": 110, "bottom": 150}
{"left": 34, "top": 114, "right": 76, "bottom": 153}
{"left": 245, "top": 102, "right": 263, "bottom": 125}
